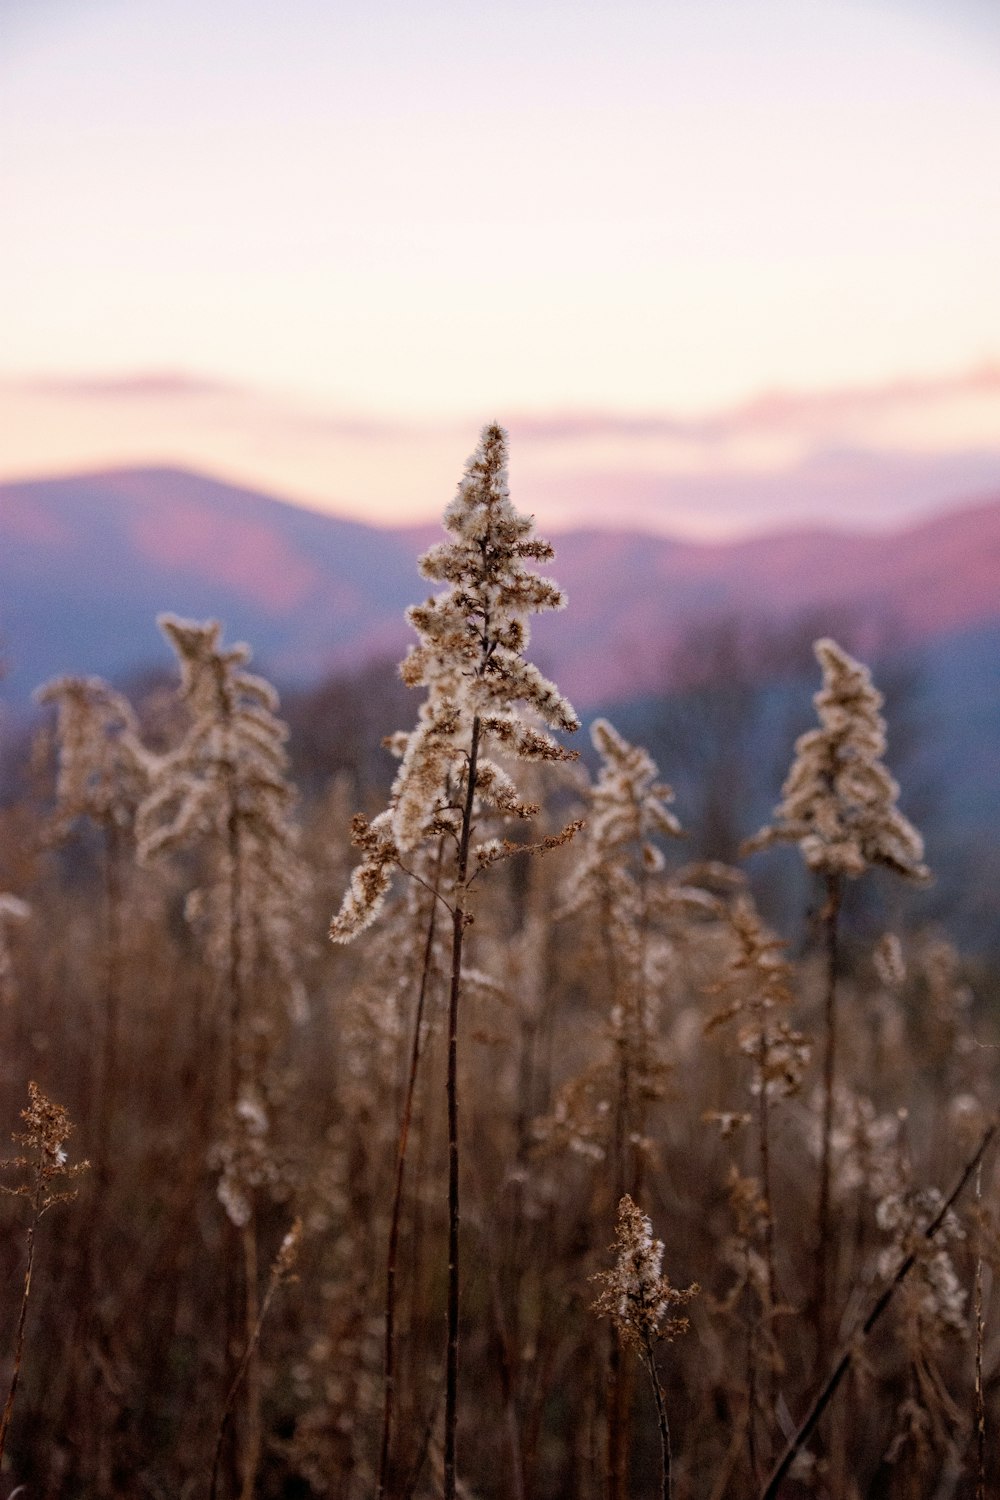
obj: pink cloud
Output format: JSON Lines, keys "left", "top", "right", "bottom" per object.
{"left": 527, "top": 447, "right": 1000, "bottom": 536}
{"left": 507, "top": 364, "right": 1000, "bottom": 447}
{"left": 4, "top": 372, "right": 242, "bottom": 400}
{"left": 3, "top": 362, "right": 1000, "bottom": 538}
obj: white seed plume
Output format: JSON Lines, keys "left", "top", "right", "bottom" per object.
{"left": 35, "top": 675, "right": 149, "bottom": 836}
{"left": 747, "top": 639, "right": 929, "bottom": 882}
{"left": 591, "top": 1195, "right": 698, "bottom": 1348}
{"left": 331, "top": 423, "right": 579, "bottom": 942}
{"left": 136, "top": 616, "right": 309, "bottom": 1016}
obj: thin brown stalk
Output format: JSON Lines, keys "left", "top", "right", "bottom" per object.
{"left": 762, "top": 1119, "right": 997, "bottom": 1499}
{"left": 475, "top": 1195, "right": 528, "bottom": 1500}
{"left": 209, "top": 1222, "right": 299, "bottom": 1500}
{"left": 221, "top": 777, "right": 247, "bottom": 1500}
{"left": 238, "top": 1223, "right": 261, "bottom": 1500}
{"left": 756, "top": 1024, "right": 777, "bottom": 1314}
{"left": 606, "top": 1328, "right": 629, "bottom": 1500}
{"left": 0, "top": 1177, "right": 41, "bottom": 1464}
{"left": 975, "top": 1160, "right": 986, "bottom": 1500}
{"left": 443, "top": 712, "right": 481, "bottom": 1500}
{"left": 745, "top": 1246, "right": 760, "bottom": 1488}
{"left": 815, "top": 870, "right": 842, "bottom": 1357}
{"left": 94, "top": 817, "right": 123, "bottom": 1194}
{"left": 753, "top": 1019, "right": 777, "bottom": 1472}
{"left": 603, "top": 896, "right": 630, "bottom": 1500}
{"left": 377, "top": 839, "right": 444, "bottom": 1500}
{"left": 640, "top": 1331, "right": 672, "bottom": 1500}
{"left": 399, "top": 1377, "right": 444, "bottom": 1500}
{"left": 226, "top": 787, "right": 245, "bottom": 1112}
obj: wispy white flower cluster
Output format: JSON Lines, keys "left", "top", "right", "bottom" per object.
{"left": 813, "top": 1085, "right": 902, "bottom": 1200}
{"left": 567, "top": 718, "right": 682, "bottom": 892}
{"left": 0, "top": 895, "right": 30, "bottom": 1007}
{"left": 816, "top": 1088, "right": 968, "bottom": 1338}
{"left": 876, "top": 1188, "right": 968, "bottom": 1336}
{"left": 874, "top": 932, "right": 907, "bottom": 990}
{"left": 706, "top": 893, "right": 810, "bottom": 1103}
{"left": 213, "top": 1090, "right": 283, "bottom": 1229}
{"left": 331, "top": 423, "right": 579, "bottom": 942}
{"left": 747, "top": 638, "right": 929, "bottom": 882}
{"left": 592, "top": 1194, "right": 698, "bottom": 1349}
{"left": 35, "top": 675, "right": 148, "bottom": 837}
{"left": 137, "top": 616, "right": 309, "bottom": 1020}
{"left": 561, "top": 719, "right": 693, "bottom": 999}
{"left": 922, "top": 937, "right": 976, "bottom": 1063}
{"left": 134, "top": 617, "right": 308, "bottom": 1224}
{"left": 540, "top": 722, "right": 719, "bottom": 1176}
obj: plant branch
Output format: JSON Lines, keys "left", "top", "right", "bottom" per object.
{"left": 762, "top": 1119, "right": 997, "bottom": 1499}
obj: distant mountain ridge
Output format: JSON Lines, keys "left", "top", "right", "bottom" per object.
{"left": 1, "top": 464, "right": 999, "bottom": 709}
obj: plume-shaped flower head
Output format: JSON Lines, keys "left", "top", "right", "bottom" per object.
{"left": 137, "top": 616, "right": 308, "bottom": 1018}
{"left": 331, "top": 424, "right": 579, "bottom": 940}
{"left": 136, "top": 616, "right": 290, "bottom": 861}
{"left": 592, "top": 1195, "right": 698, "bottom": 1348}
{"left": 35, "top": 675, "right": 148, "bottom": 835}
{"left": 746, "top": 638, "right": 929, "bottom": 881}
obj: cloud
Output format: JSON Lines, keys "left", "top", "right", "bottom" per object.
{"left": 3, "top": 371, "right": 243, "bottom": 400}
{"left": 2, "top": 362, "right": 1000, "bottom": 538}
{"left": 507, "top": 364, "right": 1000, "bottom": 448}
{"left": 530, "top": 447, "right": 1000, "bottom": 538}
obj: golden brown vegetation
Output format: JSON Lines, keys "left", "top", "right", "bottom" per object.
{"left": 0, "top": 426, "right": 996, "bottom": 1499}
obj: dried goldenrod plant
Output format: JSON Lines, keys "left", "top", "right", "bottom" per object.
{"left": 0, "top": 895, "right": 30, "bottom": 1009}
{"left": 331, "top": 423, "right": 579, "bottom": 1500}
{"left": 561, "top": 719, "right": 685, "bottom": 1203}
{"left": 763, "top": 1120, "right": 995, "bottom": 1499}
{"left": 209, "top": 1217, "right": 302, "bottom": 1500}
{"left": 746, "top": 638, "right": 929, "bottom": 1353}
{"left": 0, "top": 1083, "right": 88, "bottom": 1466}
{"left": 136, "top": 617, "right": 308, "bottom": 1500}
{"left": 592, "top": 1195, "right": 698, "bottom": 1500}
{"left": 35, "top": 676, "right": 149, "bottom": 1182}
{"left": 705, "top": 892, "right": 809, "bottom": 1311}
{"left": 554, "top": 718, "right": 704, "bottom": 1498}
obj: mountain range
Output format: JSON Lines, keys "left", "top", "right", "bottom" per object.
{"left": 2, "top": 464, "right": 999, "bottom": 712}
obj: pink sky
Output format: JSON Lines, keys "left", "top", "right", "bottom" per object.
{"left": 3, "top": 0, "right": 999, "bottom": 535}
{"left": 2, "top": 365, "right": 999, "bottom": 537}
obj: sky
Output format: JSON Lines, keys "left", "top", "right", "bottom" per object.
{"left": 2, "top": 0, "right": 1000, "bottom": 535}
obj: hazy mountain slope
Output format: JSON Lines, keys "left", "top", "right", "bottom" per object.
{"left": 0, "top": 467, "right": 417, "bottom": 700}
{"left": 1, "top": 465, "right": 998, "bottom": 710}
{"left": 516, "top": 500, "right": 1000, "bottom": 704}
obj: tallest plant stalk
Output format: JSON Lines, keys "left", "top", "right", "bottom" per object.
{"left": 815, "top": 870, "right": 842, "bottom": 1353}
{"left": 331, "top": 424, "right": 579, "bottom": 1500}
{"left": 443, "top": 710, "right": 480, "bottom": 1500}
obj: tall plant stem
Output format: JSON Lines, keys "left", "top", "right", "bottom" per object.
{"left": 0, "top": 1173, "right": 41, "bottom": 1464}
{"left": 443, "top": 714, "right": 481, "bottom": 1500}
{"left": 641, "top": 1332, "right": 672, "bottom": 1500}
{"left": 603, "top": 900, "right": 629, "bottom": 1500}
{"left": 815, "top": 870, "right": 842, "bottom": 1356}
{"left": 762, "top": 1119, "right": 996, "bottom": 1499}
{"left": 606, "top": 874, "right": 649, "bottom": 1500}
{"left": 377, "top": 839, "right": 444, "bottom": 1500}
{"left": 239, "top": 1223, "right": 261, "bottom": 1500}
{"left": 606, "top": 1329, "right": 629, "bottom": 1500}
{"left": 209, "top": 1228, "right": 295, "bottom": 1500}
{"left": 975, "top": 1160, "right": 986, "bottom": 1500}
{"left": 94, "top": 819, "right": 123, "bottom": 1196}
{"left": 756, "top": 1027, "right": 777, "bottom": 1314}
{"left": 223, "top": 770, "right": 249, "bottom": 1500}
{"left": 226, "top": 790, "right": 245, "bottom": 1113}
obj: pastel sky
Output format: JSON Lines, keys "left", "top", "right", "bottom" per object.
{"left": 3, "top": 0, "right": 1000, "bottom": 535}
